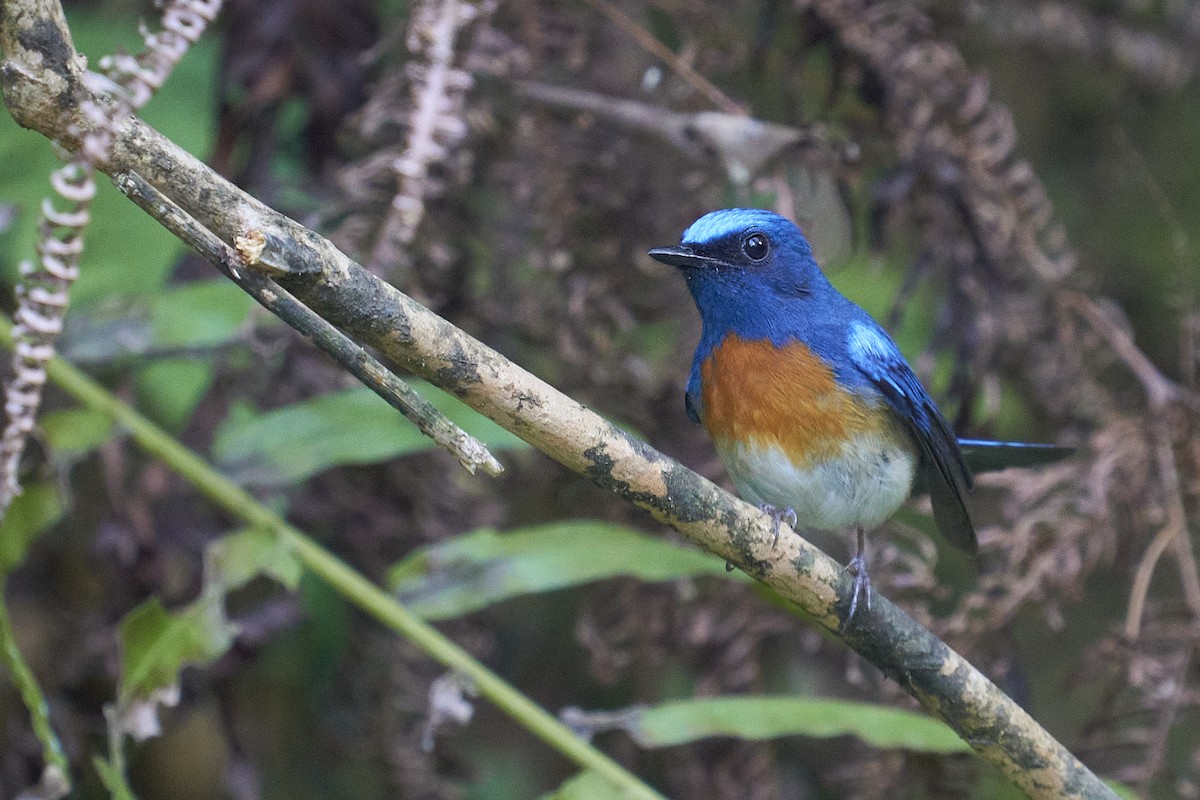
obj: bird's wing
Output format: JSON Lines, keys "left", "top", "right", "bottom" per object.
{"left": 684, "top": 358, "right": 703, "bottom": 424}
{"left": 847, "top": 322, "right": 977, "bottom": 553}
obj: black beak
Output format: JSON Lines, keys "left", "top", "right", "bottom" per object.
{"left": 647, "top": 245, "right": 719, "bottom": 270}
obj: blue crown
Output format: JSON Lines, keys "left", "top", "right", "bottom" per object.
{"left": 681, "top": 208, "right": 793, "bottom": 245}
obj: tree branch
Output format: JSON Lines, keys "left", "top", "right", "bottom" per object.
{"left": 0, "top": 2, "right": 1116, "bottom": 797}
{"left": 113, "top": 170, "right": 503, "bottom": 476}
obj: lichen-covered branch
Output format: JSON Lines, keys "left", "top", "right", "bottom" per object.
{"left": 0, "top": 2, "right": 1116, "bottom": 797}
{"left": 114, "top": 170, "right": 503, "bottom": 476}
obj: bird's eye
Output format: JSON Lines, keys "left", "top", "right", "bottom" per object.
{"left": 741, "top": 233, "right": 769, "bottom": 262}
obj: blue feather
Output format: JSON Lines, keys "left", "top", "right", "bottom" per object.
{"left": 846, "top": 321, "right": 977, "bottom": 553}
{"left": 653, "top": 208, "right": 1067, "bottom": 559}
{"left": 958, "top": 439, "right": 1071, "bottom": 474}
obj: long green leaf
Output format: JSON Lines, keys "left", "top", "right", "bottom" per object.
{"left": 213, "top": 383, "right": 528, "bottom": 487}
{"left": 626, "top": 696, "right": 969, "bottom": 753}
{"left": 389, "top": 521, "right": 740, "bottom": 619}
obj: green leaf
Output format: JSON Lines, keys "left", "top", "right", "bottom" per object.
{"left": 388, "top": 521, "right": 738, "bottom": 620}
{"left": 626, "top": 696, "right": 969, "bottom": 753}
{"left": 60, "top": 282, "right": 255, "bottom": 430}
{"left": 58, "top": 297, "right": 155, "bottom": 364}
{"left": 40, "top": 407, "right": 115, "bottom": 455}
{"left": 61, "top": 280, "right": 253, "bottom": 363}
{"left": 68, "top": 7, "right": 219, "bottom": 306}
{"left": 212, "top": 383, "right": 527, "bottom": 487}
{"left": 206, "top": 527, "right": 302, "bottom": 591}
{"left": 0, "top": 482, "right": 64, "bottom": 575}
{"left": 134, "top": 280, "right": 257, "bottom": 430}
{"left": 148, "top": 280, "right": 256, "bottom": 349}
{"left": 1106, "top": 779, "right": 1139, "bottom": 800}
{"left": 135, "top": 358, "right": 216, "bottom": 432}
{"left": 538, "top": 771, "right": 625, "bottom": 800}
{"left": 0, "top": 7, "right": 219, "bottom": 307}
{"left": 113, "top": 527, "right": 301, "bottom": 742}
{"left": 118, "top": 596, "right": 235, "bottom": 704}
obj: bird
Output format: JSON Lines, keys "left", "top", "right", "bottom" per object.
{"left": 649, "top": 208, "right": 1066, "bottom": 623}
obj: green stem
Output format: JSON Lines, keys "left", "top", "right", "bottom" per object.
{"left": 0, "top": 579, "right": 70, "bottom": 779}
{"left": 18, "top": 335, "right": 663, "bottom": 800}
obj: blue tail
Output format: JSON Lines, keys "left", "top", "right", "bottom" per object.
{"left": 957, "top": 439, "right": 1072, "bottom": 475}
{"left": 914, "top": 439, "right": 1069, "bottom": 554}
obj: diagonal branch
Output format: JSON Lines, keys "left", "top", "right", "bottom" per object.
{"left": 0, "top": 2, "right": 1116, "bottom": 798}
{"left": 113, "top": 170, "right": 503, "bottom": 476}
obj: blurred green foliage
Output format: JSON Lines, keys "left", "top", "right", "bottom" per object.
{"left": 213, "top": 383, "right": 528, "bottom": 488}
{"left": 0, "top": 482, "right": 64, "bottom": 574}
{"left": 538, "top": 770, "right": 625, "bottom": 799}
{"left": 389, "top": 521, "right": 743, "bottom": 619}
{"left": 0, "top": 7, "right": 217, "bottom": 301}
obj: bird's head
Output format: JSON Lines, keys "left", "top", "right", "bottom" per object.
{"left": 649, "top": 208, "right": 831, "bottom": 342}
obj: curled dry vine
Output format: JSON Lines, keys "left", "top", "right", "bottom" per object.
{"left": 0, "top": 0, "right": 223, "bottom": 516}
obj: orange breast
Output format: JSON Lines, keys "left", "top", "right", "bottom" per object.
{"left": 700, "top": 333, "right": 879, "bottom": 466}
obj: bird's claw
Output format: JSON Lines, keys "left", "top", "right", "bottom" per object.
{"left": 843, "top": 554, "right": 872, "bottom": 624}
{"left": 760, "top": 504, "right": 798, "bottom": 548}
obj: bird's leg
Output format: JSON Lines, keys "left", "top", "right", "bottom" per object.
{"left": 759, "top": 504, "right": 798, "bottom": 548}
{"left": 844, "top": 526, "right": 871, "bottom": 623}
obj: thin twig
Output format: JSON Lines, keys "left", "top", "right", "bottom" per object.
{"left": 113, "top": 170, "right": 503, "bottom": 477}
{"left": 1159, "top": 440, "right": 1200, "bottom": 622}
{"left": 1063, "top": 293, "right": 1200, "bottom": 636}
{"left": 582, "top": 0, "right": 744, "bottom": 115}
{"left": 1064, "top": 291, "right": 1199, "bottom": 412}
{"left": 1134, "top": 643, "right": 1195, "bottom": 789}
{"left": 513, "top": 80, "right": 808, "bottom": 181}
{"left": 1123, "top": 415, "right": 1193, "bottom": 641}
{"left": 1168, "top": 511, "right": 1200, "bottom": 619}
{"left": 1124, "top": 497, "right": 1186, "bottom": 641}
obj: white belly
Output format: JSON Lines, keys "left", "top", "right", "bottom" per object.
{"left": 716, "top": 432, "right": 918, "bottom": 531}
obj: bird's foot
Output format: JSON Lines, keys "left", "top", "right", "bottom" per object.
{"left": 843, "top": 554, "right": 872, "bottom": 625}
{"left": 759, "top": 504, "right": 798, "bottom": 548}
